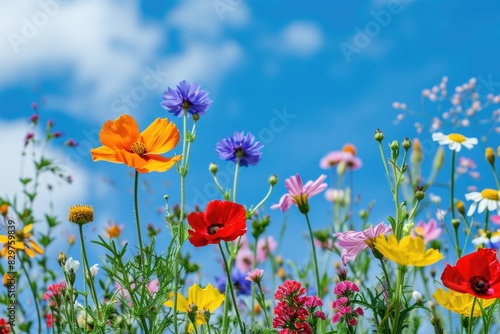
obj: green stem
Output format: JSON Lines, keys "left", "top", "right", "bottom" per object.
{"left": 219, "top": 243, "right": 245, "bottom": 333}
{"left": 378, "top": 141, "right": 394, "bottom": 191}
{"left": 20, "top": 259, "right": 41, "bottom": 334}
{"left": 379, "top": 259, "right": 392, "bottom": 299}
{"left": 133, "top": 171, "right": 145, "bottom": 263}
{"left": 450, "top": 150, "right": 456, "bottom": 220}
{"left": 257, "top": 282, "right": 271, "bottom": 328}
{"left": 468, "top": 297, "right": 477, "bottom": 334}
{"left": 251, "top": 236, "right": 258, "bottom": 325}
{"left": 484, "top": 209, "right": 489, "bottom": 233}
{"left": 392, "top": 265, "right": 406, "bottom": 332}
{"left": 249, "top": 183, "right": 274, "bottom": 215}
{"left": 78, "top": 224, "right": 101, "bottom": 317}
{"left": 491, "top": 164, "right": 500, "bottom": 189}
{"left": 233, "top": 157, "right": 241, "bottom": 202}
{"left": 304, "top": 213, "right": 322, "bottom": 299}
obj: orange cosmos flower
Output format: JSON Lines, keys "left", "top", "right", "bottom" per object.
{"left": 91, "top": 115, "right": 182, "bottom": 173}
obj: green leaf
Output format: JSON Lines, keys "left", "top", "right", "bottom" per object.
{"left": 19, "top": 177, "right": 32, "bottom": 185}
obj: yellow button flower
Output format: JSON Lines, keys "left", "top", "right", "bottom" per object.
{"left": 373, "top": 234, "right": 443, "bottom": 267}
{"left": 433, "top": 288, "right": 495, "bottom": 316}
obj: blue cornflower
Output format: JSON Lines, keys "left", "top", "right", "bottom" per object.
{"left": 215, "top": 131, "right": 263, "bottom": 167}
{"left": 216, "top": 268, "right": 252, "bottom": 296}
{"left": 161, "top": 80, "right": 212, "bottom": 117}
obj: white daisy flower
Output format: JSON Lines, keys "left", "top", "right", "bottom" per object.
{"left": 64, "top": 257, "right": 80, "bottom": 274}
{"left": 465, "top": 188, "right": 500, "bottom": 216}
{"left": 432, "top": 132, "right": 478, "bottom": 152}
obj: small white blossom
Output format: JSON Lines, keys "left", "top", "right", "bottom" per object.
{"left": 89, "top": 264, "right": 99, "bottom": 278}
{"left": 65, "top": 257, "right": 80, "bottom": 274}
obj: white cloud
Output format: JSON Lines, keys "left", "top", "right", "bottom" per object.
{"left": 279, "top": 21, "right": 324, "bottom": 57}
{"left": 0, "top": 119, "right": 89, "bottom": 242}
{"left": 0, "top": 0, "right": 163, "bottom": 120}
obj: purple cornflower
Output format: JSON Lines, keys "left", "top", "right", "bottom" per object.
{"left": 215, "top": 131, "right": 263, "bottom": 167}
{"left": 161, "top": 80, "right": 212, "bottom": 117}
{"left": 271, "top": 174, "right": 327, "bottom": 214}
{"left": 216, "top": 267, "right": 252, "bottom": 296}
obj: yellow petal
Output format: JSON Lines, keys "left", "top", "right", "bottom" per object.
{"left": 136, "top": 155, "right": 182, "bottom": 173}
{"left": 374, "top": 234, "right": 443, "bottom": 267}
{"left": 23, "top": 224, "right": 33, "bottom": 234}
{"left": 164, "top": 292, "right": 190, "bottom": 313}
{"left": 433, "top": 288, "right": 495, "bottom": 316}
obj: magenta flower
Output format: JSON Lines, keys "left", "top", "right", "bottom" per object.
{"left": 256, "top": 235, "right": 277, "bottom": 263}
{"left": 491, "top": 215, "right": 500, "bottom": 225}
{"left": 411, "top": 219, "right": 442, "bottom": 243}
{"left": 334, "top": 223, "right": 392, "bottom": 265}
{"left": 271, "top": 174, "right": 327, "bottom": 214}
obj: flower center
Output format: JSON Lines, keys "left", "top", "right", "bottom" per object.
{"left": 131, "top": 142, "right": 146, "bottom": 155}
{"left": 15, "top": 230, "right": 24, "bottom": 241}
{"left": 469, "top": 276, "right": 491, "bottom": 295}
{"left": 182, "top": 100, "right": 191, "bottom": 110}
{"left": 235, "top": 147, "right": 245, "bottom": 159}
{"left": 447, "top": 133, "right": 466, "bottom": 143}
{"left": 414, "top": 226, "right": 424, "bottom": 237}
{"left": 207, "top": 223, "right": 224, "bottom": 235}
{"left": 481, "top": 189, "right": 500, "bottom": 201}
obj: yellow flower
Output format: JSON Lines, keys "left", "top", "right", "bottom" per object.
{"left": 485, "top": 147, "right": 495, "bottom": 166}
{"left": 0, "top": 224, "right": 44, "bottom": 258}
{"left": 0, "top": 203, "right": 8, "bottom": 216}
{"left": 373, "top": 234, "right": 443, "bottom": 267}
{"left": 164, "top": 283, "right": 224, "bottom": 328}
{"left": 68, "top": 205, "right": 94, "bottom": 225}
{"left": 433, "top": 288, "right": 495, "bottom": 316}
{"left": 91, "top": 115, "right": 182, "bottom": 173}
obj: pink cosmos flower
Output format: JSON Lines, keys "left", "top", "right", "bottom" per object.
{"left": 235, "top": 247, "right": 253, "bottom": 273}
{"left": 491, "top": 215, "right": 500, "bottom": 225}
{"left": 256, "top": 235, "right": 277, "bottom": 263}
{"left": 320, "top": 144, "right": 363, "bottom": 171}
{"left": 334, "top": 223, "right": 392, "bottom": 265}
{"left": 246, "top": 268, "right": 264, "bottom": 283}
{"left": 411, "top": 219, "right": 442, "bottom": 243}
{"left": 271, "top": 174, "right": 327, "bottom": 214}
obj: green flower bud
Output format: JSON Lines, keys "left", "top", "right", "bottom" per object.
{"left": 374, "top": 129, "right": 384, "bottom": 142}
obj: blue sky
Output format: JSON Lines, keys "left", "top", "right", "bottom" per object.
{"left": 1, "top": 0, "right": 500, "bottom": 289}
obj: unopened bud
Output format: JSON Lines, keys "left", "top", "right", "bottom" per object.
{"left": 430, "top": 267, "right": 436, "bottom": 279}
{"left": 402, "top": 137, "right": 411, "bottom": 150}
{"left": 390, "top": 140, "right": 399, "bottom": 160}
{"left": 455, "top": 201, "right": 465, "bottom": 216}
{"left": 268, "top": 174, "right": 278, "bottom": 186}
{"left": 192, "top": 113, "right": 200, "bottom": 122}
{"left": 452, "top": 218, "right": 461, "bottom": 229}
{"left": 411, "top": 138, "right": 423, "bottom": 164}
{"left": 58, "top": 252, "right": 67, "bottom": 267}
{"left": 374, "top": 129, "right": 384, "bottom": 142}
{"left": 486, "top": 147, "right": 495, "bottom": 166}
{"left": 433, "top": 147, "right": 445, "bottom": 171}
{"left": 414, "top": 186, "right": 425, "bottom": 201}
{"left": 209, "top": 162, "right": 218, "bottom": 175}
{"left": 412, "top": 291, "right": 423, "bottom": 304}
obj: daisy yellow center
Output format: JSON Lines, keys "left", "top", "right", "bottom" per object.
{"left": 447, "top": 133, "right": 466, "bottom": 143}
{"left": 481, "top": 189, "right": 499, "bottom": 201}
{"left": 131, "top": 142, "right": 147, "bottom": 155}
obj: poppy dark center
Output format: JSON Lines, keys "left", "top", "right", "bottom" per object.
{"left": 207, "top": 223, "right": 223, "bottom": 235}
{"left": 469, "top": 276, "right": 490, "bottom": 294}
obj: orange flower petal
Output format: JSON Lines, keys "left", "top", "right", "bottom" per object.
{"left": 91, "top": 146, "right": 120, "bottom": 163}
{"left": 140, "top": 118, "right": 180, "bottom": 155}
{"left": 28, "top": 240, "right": 44, "bottom": 255}
{"left": 99, "top": 115, "right": 140, "bottom": 151}
{"left": 114, "top": 150, "right": 148, "bottom": 170}
{"left": 136, "top": 154, "right": 182, "bottom": 173}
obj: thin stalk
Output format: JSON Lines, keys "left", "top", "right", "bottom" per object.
{"left": 468, "top": 297, "right": 477, "bottom": 334}
{"left": 379, "top": 259, "right": 392, "bottom": 299}
{"left": 378, "top": 141, "right": 394, "bottom": 191}
{"left": 133, "top": 171, "right": 145, "bottom": 263}
{"left": 450, "top": 150, "right": 456, "bottom": 220}
{"left": 257, "top": 282, "right": 271, "bottom": 328}
{"left": 20, "top": 259, "right": 41, "bottom": 334}
{"left": 391, "top": 265, "right": 406, "bottom": 333}
{"left": 304, "top": 213, "right": 322, "bottom": 299}
{"left": 233, "top": 157, "right": 241, "bottom": 202}
{"left": 78, "top": 225, "right": 101, "bottom": 316}
{"left": 250, "top": 183, "right": 274, "bottom": 215}
{"left": 219, "top": 243, "right": 245, "bottom": 333}
{"left": 491, "top": 164, "right": 500, "bottom": 189}
{"left": 250, "top": 236, "right": 258, "bottom": 325}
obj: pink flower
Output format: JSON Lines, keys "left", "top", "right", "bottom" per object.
{"left": 319, "top": 146, "right": 362, "bottom": 171}
{"left": 256, "top": 235, "right": 277, "bottom": 262}
{"left": 491, "top": 215, "right": 500, "bottom": 225}
{"left": 271, "top": 174, "right": 327, "bottom": 214}
{"left": 147, "top": 279, "right": 159, "bottom": 295}
{"left": 334, "top": 281, "right": 359, "bottom": 296}
{"left": 65, "top": 139, "right": 78, "bottom": 147}
{"left": 29, "top": 113, "right": 39, "bottom": 124}
{"left": 235, "top": 247, "right": 253, "bottom": 273}
{"left": 246, "top": 268, "right": 264, "bottom": 283}
{"left": 411, "top": 219, "right": 442, "bottom": 243}
{"left": 334, "top": 223, "right": 392, "bottom": 265}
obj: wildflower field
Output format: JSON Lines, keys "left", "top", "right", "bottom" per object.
{"left": 1, "top": 2, "right": 500, "bottom": 334}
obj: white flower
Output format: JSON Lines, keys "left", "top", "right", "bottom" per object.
{"left": 89, "top": 264, "right": 99, "bottom": 278}
{"left": 412, "top": 291, "right": 423, "bottom": 304}
{"left": 465, "top": 189, "right": 500, "bottom": 216}
{"left": 65, "top": 257, "right": 80, "bottom": 273}
{"left": 432, "top": 132, "right": 478, "bottom": 152}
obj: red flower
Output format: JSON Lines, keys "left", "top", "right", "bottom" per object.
{"left": 187, "top": 200, "right": 247, "bottom": 247}
{"left": 0, "top": 318, "right": 10, "bottom": 334}
{"left": 441, "top": 248, "right": 500, "bottom": 299}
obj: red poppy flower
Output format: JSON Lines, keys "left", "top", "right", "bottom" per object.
{"left": 441, "top": 248, "right": 500, "bottom": 299}
{"left": 187, "top": 200, "right": 247, "bottom": 247}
